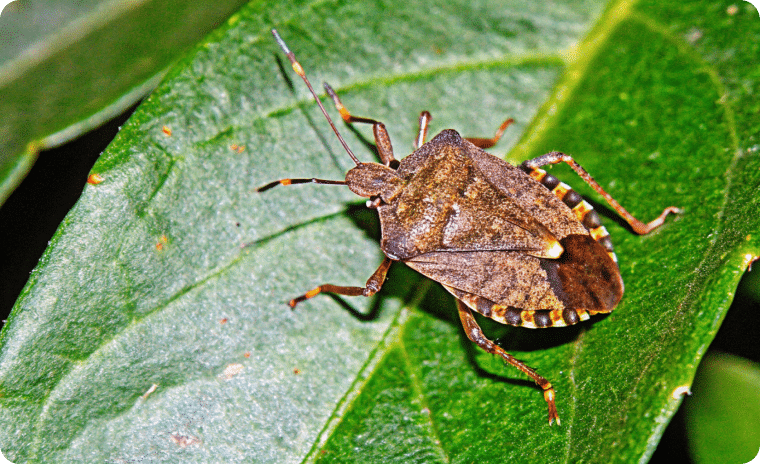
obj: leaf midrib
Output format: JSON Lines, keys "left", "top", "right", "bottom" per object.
{"left": 399, "top": 322, "right": 451, "bottom": 464}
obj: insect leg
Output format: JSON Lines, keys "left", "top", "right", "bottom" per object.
{"left": 464, "top": 118, "right": 514, "bottom": 149}
{"left": 414, "top": 111, "right": 432, "bottom": 150}
{"left": 257, "top": 178, "right": 345, "bottom": 192}
{"left": 456, "top": 300, "right": 560, "bottom": 425}
{"left": 289, "top": 257, "right": 393, "bottom": 308}
{"left": 323, "top": 83, "right": 397, "bottom": 168}
{"left": 521, "top": 152, "right": 681, "bottom": 235}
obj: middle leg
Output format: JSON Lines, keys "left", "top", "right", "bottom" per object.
{"left": 289, "top": 257, "right": 393, "bottom": 308}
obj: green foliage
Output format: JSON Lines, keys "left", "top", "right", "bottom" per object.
{"left": 1, "top": 0, "right": 759, "bottom": 462}
{"left": 685, "top": 353, "right": 760, "bottom": 464}
{"left": 0, "top": 0, "right": 251, "bottom": 204}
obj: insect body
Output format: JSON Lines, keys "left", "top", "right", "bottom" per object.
{"left": 261, "top": 30, "right": 680, "bottom": 425}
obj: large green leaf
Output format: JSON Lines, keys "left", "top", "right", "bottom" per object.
{"left": 0, "top": 0, "right": 250, "bottom": 205}
{"left": 1, "top": 0, "right": 759, "bottom": 462}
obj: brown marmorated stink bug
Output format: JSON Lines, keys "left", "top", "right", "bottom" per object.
{"left": 259, "top": 30, "right": 680, "bottom": 425}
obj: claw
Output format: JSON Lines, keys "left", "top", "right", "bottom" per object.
{"left": 544, "top": 388, "right": 561, "bottom": 426}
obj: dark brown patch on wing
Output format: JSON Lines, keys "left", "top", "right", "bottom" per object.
{"left": 540, "top": 234, "right": 623, "bottom": 313}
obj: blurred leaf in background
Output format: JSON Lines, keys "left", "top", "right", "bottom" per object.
{"left": 0, "top": 0, "right": 759, "bottom": 463}
{"left": 0, "top": 0, "right": 251, "bottom": 204}
{"left": 684, "top": 352, "right": 760, "bottom": 464}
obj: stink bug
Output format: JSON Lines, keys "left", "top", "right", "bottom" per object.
{"left": 260, "top": 30, "right": 680, "bottom": 425}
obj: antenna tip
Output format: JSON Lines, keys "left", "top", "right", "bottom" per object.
{"left": 271, "top": 29, "right": 291, "bottom": 55}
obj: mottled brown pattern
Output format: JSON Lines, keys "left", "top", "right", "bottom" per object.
{"left": 373, "top": 131, "right": 582, "bottom": 261}
{"left": 410, "top": 250, "right": 565, "bottom": 311}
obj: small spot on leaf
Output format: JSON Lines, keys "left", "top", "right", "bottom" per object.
{"left": 219, "top": 363, "right": 244, "bottom": 380}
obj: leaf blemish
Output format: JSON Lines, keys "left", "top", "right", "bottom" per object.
{"left": 140, "top": 383, "right": 158, "bottom": 400}
{"left": 170, "top": 433, "right": 201, "bottom": 448}
{"left": 219, "top": 363, "right": 244, "bottom": 380}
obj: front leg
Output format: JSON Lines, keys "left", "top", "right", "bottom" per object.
{"left": 323, "top": 83, "right": 398, "bottom": 168}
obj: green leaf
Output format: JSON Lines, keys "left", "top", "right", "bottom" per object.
{"left": 1, "top": 0, "right": 759, "bottom": 462}
{"left": 0, "top": 0, "right": 251, "bottom": 205}
{"left": 684, "top": 352, "right": 760, "bottom": 464}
